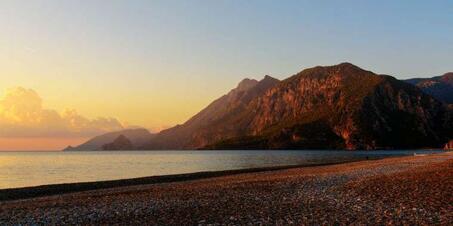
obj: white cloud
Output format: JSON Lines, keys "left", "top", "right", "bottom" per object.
{"left": 0, "top": 87, "right": 124, "bottom": 137}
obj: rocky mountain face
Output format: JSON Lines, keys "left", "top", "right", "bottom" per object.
{"left": 64, "top": 128, "right": 154, "bottom": 151}
{"left": 142, "top": 75, "right": 280, "bottom": 149}
{"left": 404, "top": 73, "right": 453, "bottom": 104}
{"left": 144, "top": 63, "right": 452, "bottom": 150}
{"left": 101, "top": 135, "right": 134, "bottom": 150}
{"left": 444, "top": 140, "right": 453, "bottom": 150}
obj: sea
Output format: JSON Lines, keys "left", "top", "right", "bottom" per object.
{"left": 0, "top": 150, "right": 441, "bottom": 189}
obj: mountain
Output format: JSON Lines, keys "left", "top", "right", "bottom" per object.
{"left": 142, "top": 75, "right": 280, "bottom": 149}
{"left": 405, "top": 73, "right": 453, "bottom": 104}
{"left": 144, "top": 63, "right": 452, "bottom": 150}
{"left": 101, "top": 135, "right": 134, "bottom": 150}
{"left": 64, "top": 128, "right": 154, "bottom": 151}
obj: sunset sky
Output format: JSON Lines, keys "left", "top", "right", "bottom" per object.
{"left": 1, "top": 0, "right": 452, "bottom": 150}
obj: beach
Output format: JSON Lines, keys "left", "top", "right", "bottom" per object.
{"left": 1, "top": 152, "right": 452, "bottom": 225}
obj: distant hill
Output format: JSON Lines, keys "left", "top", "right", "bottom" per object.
{"left": 101, "top": 135, "right": 134, "bottom": 150}
{"left": 405, "top": 73, "right": 453, "bottom": 104}
{"left": 143, "top": 63, "right": 452, "bottom": 150}
{"left": 64, "top": 128, "right": 154, "bottom": 151}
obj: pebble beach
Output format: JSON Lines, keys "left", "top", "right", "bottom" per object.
{"left": 1, "top": 152, "right": 452, "bottom": 225}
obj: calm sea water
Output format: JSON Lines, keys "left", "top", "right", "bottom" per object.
{"left": 0, "top": 150, "right": 441, "bottom": 189}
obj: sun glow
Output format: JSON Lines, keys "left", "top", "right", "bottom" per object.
{"left": 0, "top": 87, "right": 125, "bottom": 150}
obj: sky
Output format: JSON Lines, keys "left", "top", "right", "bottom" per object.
{"left": 0, "top": 0, "right": 452, "bottom": 150}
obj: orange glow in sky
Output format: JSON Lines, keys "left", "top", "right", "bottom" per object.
{"left": 1, "top": 1, "right": 452, "bottom": 150}
{"left": 0, "top": 137, "right": 88, "bottom": 151}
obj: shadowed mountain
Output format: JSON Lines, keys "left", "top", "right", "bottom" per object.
{"left": 405, "top": 73, "right": 453, "bottom": 104}
{"left": 145, "top": 63, "right": 452, "bottom": 150}
{"left": 102, "top": 135, "right": 134, "bottom": 150}
{"left": 64, "top": 128, "right": 154, "bottom": 151}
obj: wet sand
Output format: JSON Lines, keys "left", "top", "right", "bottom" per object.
{"left": 1, "top": 152, "right": 452, "bottom": 225}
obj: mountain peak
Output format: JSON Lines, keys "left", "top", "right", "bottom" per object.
{"left": 336, "top": 62, "right": 358, "bottom": 67}
{"left": 329, "top": 62, "right": 369, "bottom": 73}
{"left": 261, "top": 75, "right": 278, "bottom": 82}
{"left": 236, "top": 78, "right": 259, "bottom": 92}
{"left": 102, "top": 134, "right": 134, "bottom": 150}
{"left": 441, "top": 72, "right": 453, "bottom": 85}
{"left": 289, "top": 62, "right": 375, "bottom": 83}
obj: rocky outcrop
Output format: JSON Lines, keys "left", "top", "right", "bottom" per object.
{"left": 444, "top": 140, "right": 453, "bottom": 150}
{"left": 102, "top": 135, "right": 134, "bottom": 150}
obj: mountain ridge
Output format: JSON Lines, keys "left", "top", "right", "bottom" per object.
{"left": 66, "top": 63, "right": 452, "bottom": 151}
{"left": 64, "top": 128, "right": 154, "bottom": 151}
{"left": 145, "top": 63, "right": 452, "bottom": 150}
{"left": 404, "top": 72, "right": 453, "bottom": 104}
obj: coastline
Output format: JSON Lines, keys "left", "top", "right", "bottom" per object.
{"left": 0, "top": 159, "right": 359, "bottom": 202}
{"left": 1, "top": 152, "right": 451, "bottom": 225}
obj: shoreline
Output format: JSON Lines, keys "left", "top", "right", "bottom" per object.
{"left": 1, "top": 152, "right": 451, "bottom": 225}
{"left": 1, "top": 148, "right": 444, "bottom": 152}
{"left": 0, "top": 159, "right": 362, "bottom": 202}
{"left": 0, "top": 151, "right": 446, "bottom": 202}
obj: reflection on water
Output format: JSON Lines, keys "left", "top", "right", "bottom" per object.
{"left": 0, "top": 150, "right": 441, "bottom": 189}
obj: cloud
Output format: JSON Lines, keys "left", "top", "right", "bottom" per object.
{"left": 0, "top": 87, "right": 124, "bottom": 138}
